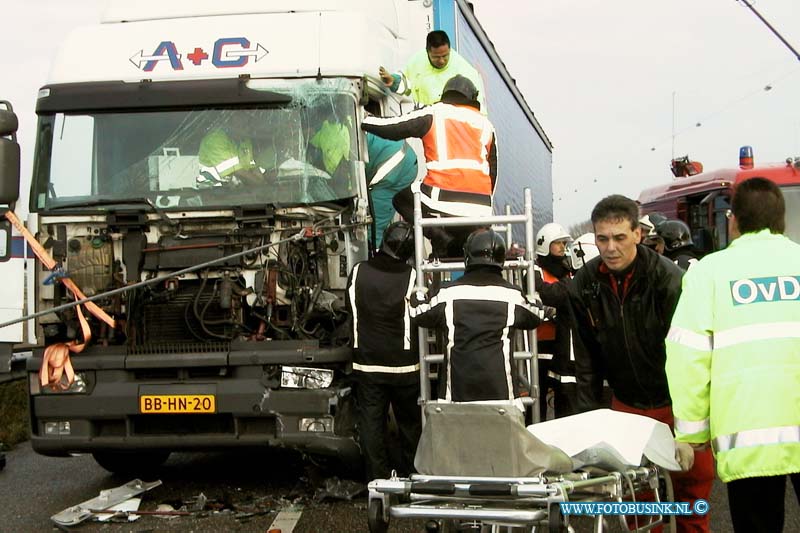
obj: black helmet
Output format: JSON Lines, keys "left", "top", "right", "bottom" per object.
{"left": 464, "top": 228, "right": 506, "bottom": 268}
{"left": 380, "top": 221, "right": 414, "bottom": 261}
{"left": 441, "top": 75, "right": 479, "bottom": 102}
{"left": 657, "top": 220, "right": 693, "bottom": 251}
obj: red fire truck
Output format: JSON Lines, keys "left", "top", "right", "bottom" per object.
{"left": 638, "top": 146, "right": 800, "bottom": 253}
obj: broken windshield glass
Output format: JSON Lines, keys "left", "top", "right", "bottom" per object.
{"left": 32, "top": 79, "right": 360, "bottom": 211}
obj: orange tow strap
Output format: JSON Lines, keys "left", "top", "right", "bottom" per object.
{"left": 3, "top": 210, "right": 115, "bottom": 328}
{"left": 4, "top": 210, "right": 116, "bottom": 390}
{"left": 40, "top": 299, "right": 91, "bottom": 390}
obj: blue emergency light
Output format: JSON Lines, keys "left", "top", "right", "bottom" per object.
{"left": 739, "top": 145, "right": 754, "bottom": 169}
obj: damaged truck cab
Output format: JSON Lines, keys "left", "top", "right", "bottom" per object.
{"left": 23, "top": 1, "right": 418, "bottom": 473}
{"left": 12, "top": 0, "right": 554, "bottom": 475}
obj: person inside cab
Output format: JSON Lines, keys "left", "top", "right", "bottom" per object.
{"left": 197, "top": 112, "right": 267, "bottom": 189}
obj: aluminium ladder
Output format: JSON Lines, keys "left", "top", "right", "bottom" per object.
{"left": 411, "top": 187, "right": 543, "bottom": 423}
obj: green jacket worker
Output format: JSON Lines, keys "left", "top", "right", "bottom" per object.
{"left": 666, "top": 177, "right": 800, "bottom": 532}
{"left": 380, "top": 30, "right": 486, "bottom": 112}
{"left": 198, "top": 127, "right": 263, "bottom": 188}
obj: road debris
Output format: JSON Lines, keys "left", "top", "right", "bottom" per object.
{"left": 50, "top": 479, "right": 162, "bottom": 527}
{"left": 94, "top": 497, "right": 142, "bottom": 522}
{"left": 313, "top": 477, "right": 365, "bottom": 501}
{"left": 267, "top": 506, "right": 303, "bottom": 533}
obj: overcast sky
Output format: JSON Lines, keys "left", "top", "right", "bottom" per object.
{"left": 3, "top": 0, "right": 799, "bottom": 224}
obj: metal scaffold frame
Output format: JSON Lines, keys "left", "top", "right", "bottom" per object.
{"left": 411, "top": 187, "right": 543, "bottom": 423}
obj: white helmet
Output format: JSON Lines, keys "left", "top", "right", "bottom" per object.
{"left": 638, "top": 213, "right": 666, "bottom": 237}
{"left": 535, "top": 223, "right": 571, "bottom": 256}
{"left": 570, "top": 233, "right": 600, "bottom": 270}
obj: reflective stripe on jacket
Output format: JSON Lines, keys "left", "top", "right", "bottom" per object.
{"left": 421, "top": 103, "right": 493, "bottom": 195}
{"left": 665, "top": 230, "right": 800, "bottom": 482}
{"left": 198, "top": 129, "right": 255, "bottom": 178}
{"left": 362, "top": 103, "right": 497, "bottom": 218}
{"left": 410, "top": 267, "right": 544, "bottom": 402}
{"left": 345, "top": 254, "right": 419, "bottom": 385}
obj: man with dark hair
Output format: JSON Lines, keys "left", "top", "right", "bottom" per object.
{"left": 568, "top": 194, "right": 714, "bottom": 533}
{"left": 363, "top": 75, "right": 497, "bottom": 258}
{"left": 346, "top": 222, "right": 421, "bottom": 481}
{"left": 379, "top": 30, "right": 486, "bottom": 111}
{"left": 730, "top": 176, "right": 786, "bottom": 234}
{"left": 666, "top": 177, "right": 800, "bottom": 532}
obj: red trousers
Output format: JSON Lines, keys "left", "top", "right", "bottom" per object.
{"left": 612, "top": 397, "right": 715, "bottom": 533}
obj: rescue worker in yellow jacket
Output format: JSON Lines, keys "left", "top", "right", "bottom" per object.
{"left": 379, "top": 30, "right": 486, "bottom": 112}
{"left": 362, "top": 75, "right": 497, "bottom": 258}
{"left": 666, "top": 177, "right": 800, "bottom": 532}
{"left": 197, "top": 113, "right": 265, "bottom": 188}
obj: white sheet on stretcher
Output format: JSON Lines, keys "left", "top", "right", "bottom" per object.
{"left": 527, "top": 409, "right": 681, "bottom": 471}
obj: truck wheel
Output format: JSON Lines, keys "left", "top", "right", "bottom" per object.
{"left": 367, "top": 498, "right": 389, "bottom": 533}
{"left": 92, "top": 450, "right": 170, "bottom": 476}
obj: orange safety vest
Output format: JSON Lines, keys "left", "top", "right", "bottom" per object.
{"left": 420, "top": 103, "right": 494, "bottom": 198}
{"left": 537, "top": 268, "right": 558, "bottom": 342}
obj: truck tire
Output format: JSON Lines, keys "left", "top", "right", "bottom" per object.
{"left": 92, "top": 450, "right": 170, "bottom": 476}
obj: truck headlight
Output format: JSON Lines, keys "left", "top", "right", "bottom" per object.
{"left": 44, "top": 421, "right": 71, "bottom": 435}
{"left": 281, "top": 366, "right": 334, "bottom": 389}
{"left": 299, "top": 417, "right": 334, "bottom": 432}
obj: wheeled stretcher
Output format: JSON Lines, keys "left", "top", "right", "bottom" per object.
{"left": 367, "top": 403, "right": 677, "bottom": 533}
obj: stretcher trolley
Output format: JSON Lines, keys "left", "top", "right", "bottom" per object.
{"left": 367, "top": 403, "right": 676, "bottom": 533}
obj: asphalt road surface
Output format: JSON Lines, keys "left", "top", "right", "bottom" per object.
{"left": 1, "top": 442, "right": 797, "bottom": 532}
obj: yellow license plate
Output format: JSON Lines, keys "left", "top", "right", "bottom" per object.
{"left": 139, "top": 394, "right": 216, "bottom": 414}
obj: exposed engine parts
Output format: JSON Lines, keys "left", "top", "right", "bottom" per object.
{"left": 37, "top": 208, "right": 361, "bottom": 353}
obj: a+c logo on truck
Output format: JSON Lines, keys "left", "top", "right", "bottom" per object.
{"left": 129, "top": 38, "right": 269, "bottom": 71}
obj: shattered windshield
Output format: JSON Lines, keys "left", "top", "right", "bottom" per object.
{"left": 32, "top": 80, "right": 360, "bottom": 211}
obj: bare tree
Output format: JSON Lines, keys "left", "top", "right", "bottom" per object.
{"left": 568, "top": 220, "right": 593, "bottom": 237}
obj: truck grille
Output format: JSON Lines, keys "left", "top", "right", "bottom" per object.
{"left": 135, "top": 282, "right": 235, "bottom": 345}
{"left": 128, "top": 342, "right": 231, "bottom": 355}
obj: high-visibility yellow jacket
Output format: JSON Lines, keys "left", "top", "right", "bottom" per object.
{"left": 391, "top": 49, "right": 486, "bottom": 112}
{"left": 665, "top": 229, "right": 800, "bottom": 482}
{"left": 198, "top": 129, "right": 255, "bottom": 185}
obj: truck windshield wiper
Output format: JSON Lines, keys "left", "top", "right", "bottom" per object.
{"left": 48, "top": 197, "right": 179, "bottom": 228}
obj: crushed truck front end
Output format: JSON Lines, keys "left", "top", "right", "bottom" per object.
{"left": 27, "top": 75, "right": 370, "bottom": 467}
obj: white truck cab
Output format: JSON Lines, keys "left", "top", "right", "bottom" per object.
{"left": 10, "top": 0, "right": 553, "bottom": 474}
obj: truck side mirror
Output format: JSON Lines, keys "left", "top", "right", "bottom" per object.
{"left": 0, "top": 106, "right": 21, "bottom": 205}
